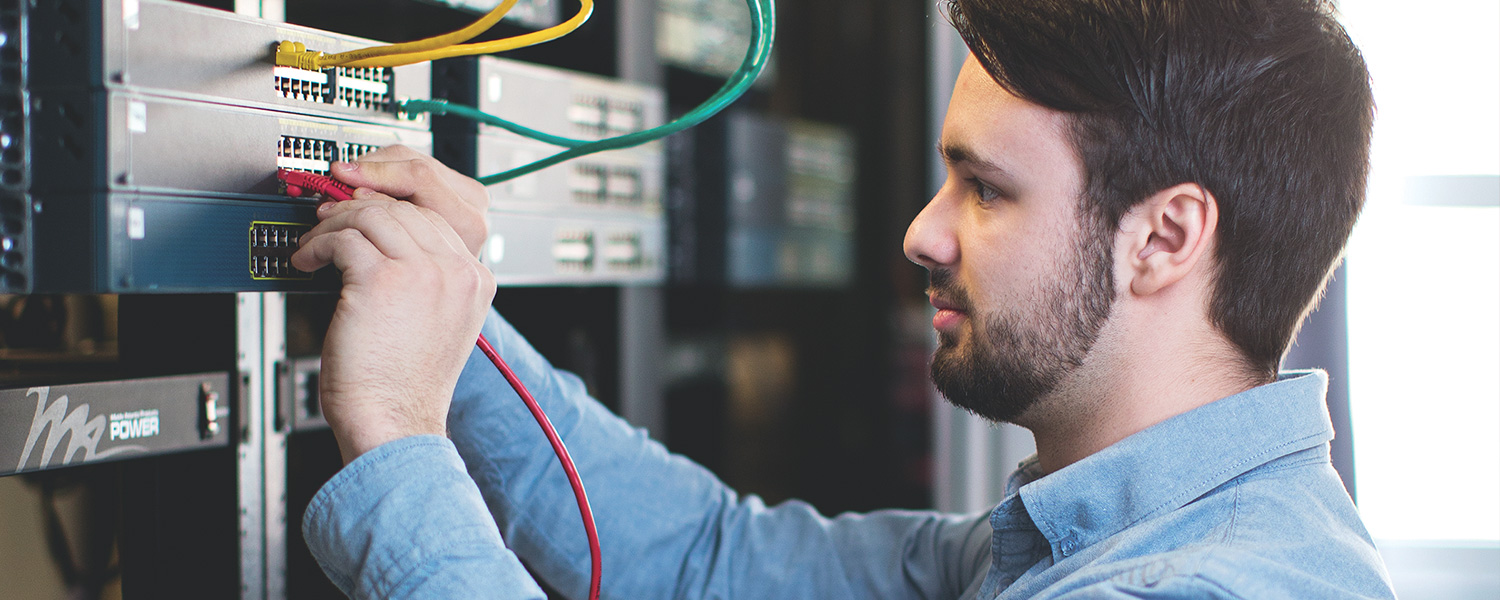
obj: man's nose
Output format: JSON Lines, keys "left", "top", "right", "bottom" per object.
{"left": 904, "top": 186, "right": 959, "bottom": 269}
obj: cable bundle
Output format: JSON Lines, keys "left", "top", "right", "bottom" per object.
{"left": 278, "top": 0, "right": 594, "bottom": 70}
{"left": 400, "top": 0, "right": 777, "bottom": 185}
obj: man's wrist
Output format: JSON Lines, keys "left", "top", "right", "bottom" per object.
{"left": 332, "top": 417, "right": 447, "bottom": 465}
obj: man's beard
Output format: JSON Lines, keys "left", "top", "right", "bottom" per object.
{"left": 929, "top": 221, "right": 1116, "bottom": 424}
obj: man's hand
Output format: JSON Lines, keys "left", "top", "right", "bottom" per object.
{"left": 291, "top": 190, "right": 496, "bottom": 464}
{"left": 325, "top": 145, "right": 491, "bottom": 258}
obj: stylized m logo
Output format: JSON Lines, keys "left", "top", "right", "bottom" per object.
{"left": 17, "top": 387, "right": 145, "bottom": 471}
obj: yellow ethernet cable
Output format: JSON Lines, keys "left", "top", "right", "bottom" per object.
{"left": 276, "top": 0, "right": 519, "bottom": 70}
{"left": 317, "top": 0, "right": 521, "bottom": 66}
{"left": 334, "top": 0, "right": 594, "bottom": 69}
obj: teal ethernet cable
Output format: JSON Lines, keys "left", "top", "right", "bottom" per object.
{"left": 401, "top": 98, "right": 591, "bottom": 148}
{"left": 399, "top": 0, "right": 775, "bottom": 185}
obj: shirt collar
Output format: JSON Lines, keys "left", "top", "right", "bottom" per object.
{"left": 1012, "top": 370, "right": 1334, "bottom": 561}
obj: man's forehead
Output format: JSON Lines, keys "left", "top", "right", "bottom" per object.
{"left": 942, "top": 57, "right": 1075, "bottom": 170}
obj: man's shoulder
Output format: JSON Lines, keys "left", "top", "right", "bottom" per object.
{"left": 1050, "top": 545, "right": 1394, "bottom": 600}
{"left": 1056, "top": 453, "right": 1395, "bottom": 599}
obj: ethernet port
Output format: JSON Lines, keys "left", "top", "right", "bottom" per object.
{"left": 250, "top": 222, "right": 314, "bottom": 280}
{"left": 277, "top": 136, "right": 336, "bottom": 175}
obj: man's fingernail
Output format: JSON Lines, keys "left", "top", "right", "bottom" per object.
{"left": 353, "top": 187, "right": 376, "bottom": 199}
{"left": 333, "top": 161, "right": 358, "bottom": 172}
{"left": 318, "top": 201, "right": 335, "bottom": 213}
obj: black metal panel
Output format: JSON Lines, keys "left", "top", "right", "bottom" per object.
{"left": 0, "top": 372, "right": 232, "bottom": 477}
{"left": 32, "top": 193, "right": 339, "bottom": 293}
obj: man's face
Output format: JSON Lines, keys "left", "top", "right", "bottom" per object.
{"left": 903, "top": 57, "right": 1115, "bottom": 424}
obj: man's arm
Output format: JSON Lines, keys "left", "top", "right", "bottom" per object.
{"left": 301, "top": 435, "right": 547, "bottom": 599}
{"left": 294, "top": 148, "right": 993, "bottom": 598}
{"left": 449, "top": 308, "right": 995, "bottom": 599}
{"left": 290, "top": 149, "right": 546, "bottom": 597}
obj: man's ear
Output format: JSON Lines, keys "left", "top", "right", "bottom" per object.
{"left": 1120, "top": 183, "right": 1218, "bottom": 297}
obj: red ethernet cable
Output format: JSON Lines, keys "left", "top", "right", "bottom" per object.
{"left": 277, "top": 168, "right": 356, "bottom": 201}
{"left": 477, "top": 334, "right": 602, "bottom": 600}
{"left": 280, "top": 171, "right": 603, "bottom": 599}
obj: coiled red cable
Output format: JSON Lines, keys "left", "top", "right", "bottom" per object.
{"left": 476, "top": 333, "right": 602, "bottom": 600}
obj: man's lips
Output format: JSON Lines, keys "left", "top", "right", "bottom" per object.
{"left": 929, "top": 294, "right": 968, "bottom": 331}
{"left": 929, "top": 294, "right": 964, "bottom": 312}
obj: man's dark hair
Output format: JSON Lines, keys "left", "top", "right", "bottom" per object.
{"left": 945, "top": 0, "right": 1374, "bottom": 379}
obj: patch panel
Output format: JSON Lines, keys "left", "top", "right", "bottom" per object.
{"left": 334, "top": 67, "right": 395, "bottom": 111}
{"left": 21, "top": 0, "right": 430, "bottom": 127}
{"left": 342, "top": 142, "right": 383, "bottom": 162}
{"left": 278, "top": 136, "right": 338, "bottom": 175}
{"left": 24, "top": 91, "right": 429, "bottom": 201}
{"left": 273, "top": 66, "right": 331, "bottom": 104}
{"left": 249, "top": 222, "right": 313, "bottom": 281}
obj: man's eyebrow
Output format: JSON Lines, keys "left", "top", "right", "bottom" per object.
{"left": 938, "top": 142, "right": 1012, "bottom": 178}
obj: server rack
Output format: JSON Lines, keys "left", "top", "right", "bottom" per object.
{"left": 0, "top": 0, "right": 932, "bottom": 598}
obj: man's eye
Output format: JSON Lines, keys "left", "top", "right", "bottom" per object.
{"left": 968, "top": 177, "right": 1003, "bottom": 204}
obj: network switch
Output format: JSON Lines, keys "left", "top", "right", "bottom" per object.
{"left": 19, "top": 0, "right": 431, "bottom": 128}
{"left": 482, "top": 212, "right": 664, "bottom": 285}
{"left": 31, "top": 193, "right": 333, "bottom": 293}
{"left": 434, "top": 56, "right": 664, "bottom": 143}
{"left": 431, "top": 56, "right": 668, "bottom": 286}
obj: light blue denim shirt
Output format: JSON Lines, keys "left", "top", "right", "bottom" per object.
{"left": 304, "top": 308, "right": 1396, "bottom": 599}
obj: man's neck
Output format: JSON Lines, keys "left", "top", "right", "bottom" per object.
{"left": 1016, "top": 311, "right": 1266, "bottom": 475}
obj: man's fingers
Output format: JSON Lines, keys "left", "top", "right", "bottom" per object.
{"left": 332, "top": 157, "right": 461, "bottom": 203}
{"left": 321, "top": 145, "right": 490, "bottom": 258}
{"left": 300, "top": 197, "right": 448, "bottom": 264}
{"left": 338, "top": 145, "right": 489, "bottom": 207}
{"left": 290, "top": 227, "right": 384, "bottom": 275}
{"left": 410, "top": 204, "right": 472, "bottom": 256}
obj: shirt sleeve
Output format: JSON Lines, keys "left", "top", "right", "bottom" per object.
{"left": 302, "top": 434, "right": 547, "bottom": 600}
{"left": 447, "top": 307, "right": 994, "bottom": 600}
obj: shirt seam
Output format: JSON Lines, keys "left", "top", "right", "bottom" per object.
{"left": 1137, "top": 429, "right": 1324, "bottom": 530}
{"left": 1236, "top": 452, "right": 1324, "bottom": 478}
{"left": 376, "top": 539, "right": 505, "bottom": 598}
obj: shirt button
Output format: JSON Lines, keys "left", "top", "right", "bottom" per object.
{"left": 1060, "top": 539, "right": 1077, "bottom": 556}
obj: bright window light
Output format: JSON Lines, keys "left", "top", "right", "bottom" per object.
{"left": 1340, "top": 0, "right": 1500, "bottom": 544}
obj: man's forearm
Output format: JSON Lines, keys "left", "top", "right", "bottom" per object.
{"left": 303, "top": 435, "right": 547, "bottom": 599}
{"left": 447, "top": 307, "right": 989, "bottom": 599}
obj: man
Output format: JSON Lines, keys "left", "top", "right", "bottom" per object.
{"left": 290, "top": 0, "right": 1394, "bottom": 597}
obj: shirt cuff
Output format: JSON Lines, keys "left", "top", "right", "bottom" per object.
{"left": 302, "top": 435, "right": 545, "bottom": 599}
